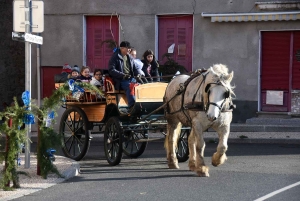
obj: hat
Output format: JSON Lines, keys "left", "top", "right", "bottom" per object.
{"left": 71, "top": 66, "right": 80, "bottom": 74}
{"left": 62, "top": 63, "right": 72, "bottom": 73}
{"left": 120, "top": 41, "right": 132, "bottom": 49}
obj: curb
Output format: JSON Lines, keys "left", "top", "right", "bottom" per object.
{"left": 25, "top": 136, "right": 300, "bottom": 145}
{"left": 208, "top": 138, "right": 300, "bottom": 145}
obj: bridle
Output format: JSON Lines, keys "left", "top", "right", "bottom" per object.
{"left": 204, "top": 79, "right": 230, "bottom": 113}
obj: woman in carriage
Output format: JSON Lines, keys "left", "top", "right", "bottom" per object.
{"left": 141, "top": 49, "right": 160, "bottom": 82}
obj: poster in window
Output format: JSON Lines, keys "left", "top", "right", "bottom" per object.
{"left": 168, "top": 43, "right": 175, "bottom": 53}
{"left": 178, "top": 44, "right": 186, "bottom": 56}
{"left": 266, "top": 90, "right": 283, "bottom": 105}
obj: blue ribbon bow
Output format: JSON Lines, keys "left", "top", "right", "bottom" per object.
{"left": 22, "top": 90, "right": 35, "bottom": 124}
{"left": 68, "top": 80, "right": 84, "bottom": 100}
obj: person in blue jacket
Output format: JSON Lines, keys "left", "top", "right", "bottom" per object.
{"left": 108, "top": 41, "right": 140, "bottom": 114}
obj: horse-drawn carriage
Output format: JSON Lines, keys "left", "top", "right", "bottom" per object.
{"left": 55, "top": 75, "right": 189, "bottom": 166}
{"left": 56, "top": 64, "right": 235, "bottom": 177}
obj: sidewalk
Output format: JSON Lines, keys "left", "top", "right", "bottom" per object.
{"left": 0, "top": 155, "right": 79, "bottom": 201}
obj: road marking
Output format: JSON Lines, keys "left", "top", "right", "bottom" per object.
{"left": 254, "top": 181, "right": 300, "bottom": 201}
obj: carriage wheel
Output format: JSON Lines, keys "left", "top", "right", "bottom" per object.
{"left": 176, "top": 128, "right": 190, "bottom": 162}
{"left": 104, "top": 117, "right": 123, "bottom": 166}
{"left": 60, "top": 107, "right": 90, "bottom": 161}
{"left": 123, "top": 125, "right": 148, "bottom": 158}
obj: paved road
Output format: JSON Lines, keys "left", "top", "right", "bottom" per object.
{"left": 14, "top": 140, "right": 300, "bottom": 201}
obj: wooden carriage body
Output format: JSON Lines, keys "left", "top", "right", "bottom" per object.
{"left": 55, "top": 78, "right": 168, "bottom": 123}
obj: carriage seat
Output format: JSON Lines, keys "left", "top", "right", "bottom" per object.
{"left": 104, "top": 76, "right": 125, "bottom": 94}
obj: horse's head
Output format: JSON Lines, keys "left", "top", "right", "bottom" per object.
{"left": 203, "top": 64, "right": 234, "bottom": 121}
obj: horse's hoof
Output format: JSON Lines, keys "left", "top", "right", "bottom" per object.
{"left": 197, "top": 172, "right": 210, "bottom": 177}
{"left": 196, "top": 166, "right": 209, "bottom": 177}
{"left": 212, "top": 153, "right": 227, "bottom": 167}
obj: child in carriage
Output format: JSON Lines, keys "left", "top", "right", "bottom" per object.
{"left": 141, "top": 49, "right": 160, "bottom": 82}
{"left": 77, "top": 66, "right": 92, "bottom": 82}
{"left": 68, "top": 65, "right": 80, "bottom": 80}
{"left": 90, "top": 69, "right": 104, "bottom": 90}
{"left": 130, "top": 49, "right": 145, "bottom": 77}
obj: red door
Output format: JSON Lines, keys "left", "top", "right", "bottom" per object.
{"left": 86, "top": 16, "right": 119, "bottom": 72}
{"left": 158, "top": 15, "right": 193, "bottom": 72}
{"left": 41, "top": 66, "right": 62, "bottom": 98}
{"left": 261, "top": 31, "right": 300, "bottom": 112}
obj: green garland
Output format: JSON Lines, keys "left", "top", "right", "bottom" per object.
{"left": 0, "top": 98, "right": 28, "bottom": 190}
{"left": 37, "top": 82, "right": 102, "bottom": 179}
{"left": 0, "top": 82, "right": 102, "bottom": 188}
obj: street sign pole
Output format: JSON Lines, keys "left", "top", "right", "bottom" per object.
{"left": 24, "top": 0, "right": 32, "bottom": 169}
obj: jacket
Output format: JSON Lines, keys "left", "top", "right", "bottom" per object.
{"left": 77, "top": 75, "right": 92, "bottom": 82}
{"left": 108, "top": 49, "right": 139, "bottom": 90}
{"left": 90, "top": 77, "right": 103, "bottom": 86}
{"left": 141, "top": 59, "right": 160, "bottom": 82}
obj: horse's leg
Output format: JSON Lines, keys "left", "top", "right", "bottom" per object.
{"left": 165, "top": 122, "right": 181, "bottom": 169}
{"left": 188, "top": 129, "right": 196, "bottom": 171}
{"left": 212, "top": 125, "right": 229, "bottom": 167}
{"left": 164, "top": 123, "right": 172, "bottom": 162}
{"left": 189, "top": 123, "right": 209, "bottom": 177}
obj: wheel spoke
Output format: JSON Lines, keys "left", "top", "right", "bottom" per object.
{"left": 64, "top": 120, "right": 73, "bottom": 132}
{"left": 67, "top": 136, "right": 75, "bottom": 153}
{"left": 63, "top": 135, "right": 73, "bottom": 145}
{"left": 74, "top": 134, "right": 84, "bottom": 146}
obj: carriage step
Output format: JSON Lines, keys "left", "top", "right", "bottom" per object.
{"left": 136, "top": 137, "right": 164, "bottom": 142}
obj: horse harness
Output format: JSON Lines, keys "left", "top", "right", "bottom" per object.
{"left": 165, "top": 69, "right": 234, "bottom": 117}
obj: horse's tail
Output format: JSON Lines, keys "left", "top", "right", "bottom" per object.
{"left": 174, "top": 122, "right": 182, "bottom": 150}
{"left": 164, "top": 122, "right": 182, "bottom": 149}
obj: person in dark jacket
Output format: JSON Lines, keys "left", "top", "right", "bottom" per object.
{"left": 108, "top": 41, "right": 140, "bottom": 113}
{"left": 141, "top": 49, "right": 160, "bottom": 82}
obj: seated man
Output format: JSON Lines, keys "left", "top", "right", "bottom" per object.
{"left": 108, "top": 41, "right": 140, "bottom": 114}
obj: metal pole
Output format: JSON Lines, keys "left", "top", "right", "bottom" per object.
{"left": 37, "top": 39, "right": 40, "bottom": 107}
{"left": 24, "top": 0, "right": 32, "bottom": 169}
{"left": 37, "top": 35, "right": 41, "bottom": 175}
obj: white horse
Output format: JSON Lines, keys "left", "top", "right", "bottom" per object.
{"left": 164, "top": 64, "right": 235, "bottom": 177}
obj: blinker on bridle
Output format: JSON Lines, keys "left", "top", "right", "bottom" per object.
{"left": 204, "top": 80, "right": 230, "bottom": 112}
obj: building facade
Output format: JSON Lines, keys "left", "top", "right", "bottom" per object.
{"left": 30, "top": 0, "right": 300, "bottom": 122}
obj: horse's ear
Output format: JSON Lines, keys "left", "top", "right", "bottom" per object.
{"left": 209, "top": 67, "right": 215, "bottom": 74}
{"left": 224, "top": 71, "right": 234, "bottom": 82}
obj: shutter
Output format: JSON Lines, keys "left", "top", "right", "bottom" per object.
{"left": 261, "top": 31, "right": 291, "bottom": 112}
{"left": 158, "top": 15, "right": 193, "bottom": 72}
{"left": 177, "top": 27, "right": 186, "bottom": 62}
{"left": 93, "top": 28, "right": 103, "bottom": 70}
{"left": 292, "top": 31, "right": 300, "bottom": 89}
{"left": 261, "top": 32, "right": 291, "bottom": 90}
{"left": 86, "top": 16, "right": 119, "bottom": 72}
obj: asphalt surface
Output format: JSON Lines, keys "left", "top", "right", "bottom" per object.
{"left": 11, "top": 140, "right": 300, "bottom": 201}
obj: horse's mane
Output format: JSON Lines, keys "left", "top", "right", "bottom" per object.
{"left": 208, "top": 64, "right": 235, "bottom": 98}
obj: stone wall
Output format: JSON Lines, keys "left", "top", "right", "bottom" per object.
{"left": 291, "top": 92, "right": 300, "bottom": 113}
